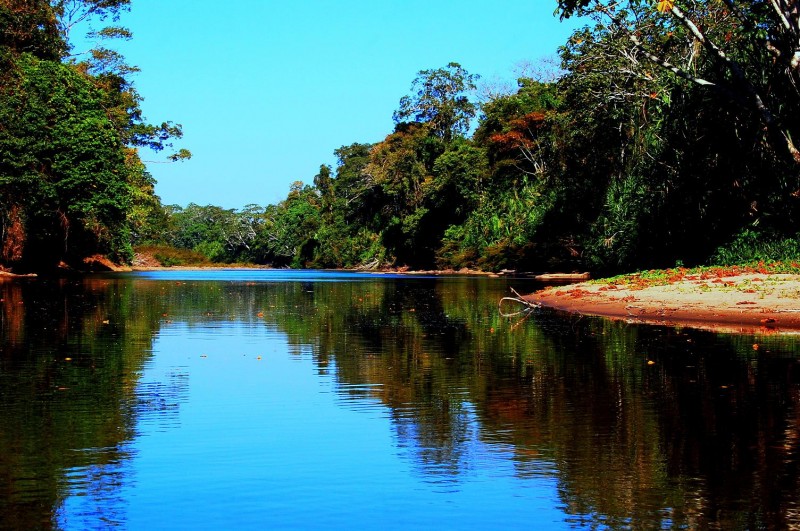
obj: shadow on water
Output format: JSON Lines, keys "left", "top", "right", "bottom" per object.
{"left": 1, "top": 272, "right": 800, "bottom": 528}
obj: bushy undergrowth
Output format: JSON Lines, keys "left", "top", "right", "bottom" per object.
{"left": 592, "top": 261, "right": 800, "bottom": 290}
{"left": 710, "top": 229, "right": 800, "bottom": 266}
{"left": 135, "top": 245, "right": 211, "bottom": 267}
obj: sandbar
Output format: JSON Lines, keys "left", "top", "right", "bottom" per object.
{"left": 525, "top": 273, "right": 800, "bottom": 334}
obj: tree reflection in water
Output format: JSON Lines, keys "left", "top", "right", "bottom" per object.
{"left": 1, "top": 274, "right": 799, "bottom": 528}
{"left": 0, "top": 278, "right": 185, "bottom": 528}
{"left": 268, "top": 279, "right": 800, "bottom": 529}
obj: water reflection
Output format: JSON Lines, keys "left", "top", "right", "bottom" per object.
{"left": 0, "top": 277, "right": 151, "bottom": 529}
{"left": 0, "top": 272, "right": 799, "bottom": 528}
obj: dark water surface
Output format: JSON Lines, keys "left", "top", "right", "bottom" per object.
{"left": 2, "top": 270, "right": 800, "bottom": 529}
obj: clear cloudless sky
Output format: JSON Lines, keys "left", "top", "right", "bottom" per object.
{"left": 105, "top": 1, "right": 586, "bottom": 209}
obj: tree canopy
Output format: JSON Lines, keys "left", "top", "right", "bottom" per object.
{"left": 0, "top": 0, "right": 186, "bottom": 271}
{"left": 6, "top": 1, "right": 800, "bottom": 274}
{"left": 393, "top": 62, "right": 480, "bottom": 143}
{"left": 556, "top": 0, "right": 800, "bottom": 166}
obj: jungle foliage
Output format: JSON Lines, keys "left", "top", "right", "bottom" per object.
{"left": 5, "top": 1, "right": 800, "bottom": 273}
{"left": 0, "top": 0, "right": 185, "bottom": 271}
{"left": 157, "top": 1, "right": 800, "bottom": 273}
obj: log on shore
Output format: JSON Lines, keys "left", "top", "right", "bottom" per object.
{"left": 533, "top": 272, "right": 591, "bottom": 282}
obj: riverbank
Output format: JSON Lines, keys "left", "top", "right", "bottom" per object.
{"left": 0, "top": 253, "right": 532, "bottom": 278}
{"left": 129, "top": 264, "right": 502, "bottom": 276}
{"left": 129, "top": 249, "right": 506, "bottom": 276}
{"left": 525, "top": 267, "right": 800, "bottom": 334}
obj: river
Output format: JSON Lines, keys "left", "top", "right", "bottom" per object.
{"left": 1, "top": 270, "right": 798, "bottom": 529}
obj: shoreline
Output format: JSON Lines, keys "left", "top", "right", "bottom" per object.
{"left": 127, "top": 265, "right": 503, "bottom": 276}
{"left": 8, "top": 260, "right": 800, "bottom": 333}
{"left": 525, "top": 272, "right": 800, "bottom": 334}
{"left": 0, "top": 264, "right": 507, "bottom": 277}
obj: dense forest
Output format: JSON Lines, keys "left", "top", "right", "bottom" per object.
{"left": 3, "top": 1, "right": 800, "bottom": 274}
{"left": 0, "top": 0, "right": 186, "bottom": 272}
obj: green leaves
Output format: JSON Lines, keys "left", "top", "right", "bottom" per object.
{"left": 87, "top": 25, "right": 133, "bottom": 40}
{"left": 0, "top": 53, "right": 135, "bottom": 265}
{"left": 392, "top": 62, "right": 480, "bottom": 143}
{"left": 0, "top": 0, "right": 65, "bottom": 60}
{"left": 0, "top": 0, "right": 184, "bottom": 269}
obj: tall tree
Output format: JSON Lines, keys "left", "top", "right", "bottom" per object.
{"left": 0, "top": 54, "right": 134, "bottom": 265}
{"left": 0, "top": 0, "right": 187, "bottom": 270}
{"left": 393, "top": 62, "right": 480, "bottom": 143}
{"left": 313, "top": 164, "right": 334, "bottom": 218}
{"left": 253, "top": 182, "right": 322, "bottom": 267}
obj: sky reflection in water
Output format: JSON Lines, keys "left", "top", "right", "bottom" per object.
{"left": 2, "top": 270, "right": 799, "bottom": 529}
{"left": 55, "top": 273, "right": 565, "bottom": 529}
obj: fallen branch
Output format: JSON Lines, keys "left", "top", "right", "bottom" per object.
{"left": 499, "top": 287, "right": 541, "bottom": 318}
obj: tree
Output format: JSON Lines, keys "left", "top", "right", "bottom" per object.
{"left": 476, "top": 79, "right": 559, "bottom": 179}
{"left": 0, "top": 54, "right": 134, "bottom": 265}
{"left": 0, "top": 0, "right": 65, "bottom": 60}
{"left": 313, "top": 164, "right": 334, "bottom": 218}
{"left": 438, "top": 79, "right": 568, "bottom": 271}
{"left": 393, "top": 62, "right": 480, "bottom": 143}
{"left": 361, "top": 123, "right": 439, "bottom": 266}
{"left": 163, "top": 203, "right": 259, "bottom": 262}
{"left": 556, "top": 0, "right": 800, "bottom": 166}
{"left": 0, "top": 0, "right": 187, "bottom": 270}
{"left": 331, "top": 142, "right": 379, "bottom": 228}
{"left": 252, "top": 182, "right": 322, "bottom": 267}
{"left": 309, "top": 145, "right": 388, "bottom": 269}
{"left": 549, "top": 0, "right": 800, "bottom": 270}
{"left": 51, "top": 0, "right": 132, "bottom": 45}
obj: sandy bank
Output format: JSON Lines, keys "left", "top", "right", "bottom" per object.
{"left": 525, "top": 272, "right": 800, "bottom": 334}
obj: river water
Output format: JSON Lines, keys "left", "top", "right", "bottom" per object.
{"left": 1, "top": 270, "right": 799, "bottom": 529}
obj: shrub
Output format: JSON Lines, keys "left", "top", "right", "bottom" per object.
{"left": 710, "top": 229, "right": 800, "bottom": 265}
{"left": 135, "top": 245, "right": 211, "bottom": 267}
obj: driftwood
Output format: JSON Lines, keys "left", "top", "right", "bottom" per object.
{"left": 357, "top": 259, "right": 381, "bottom": 271}
{"left": 533, "top": 272, "right": 590, "bottom": 282}
{"left": 499, "top": 287, "right": 541, "bottom": 318}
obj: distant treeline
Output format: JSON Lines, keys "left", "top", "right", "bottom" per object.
{"left": 145, "top": 2, "right": 800, "bottom": 273}
{"left": 4, "top": 1, "right": 800, "bottom": 273}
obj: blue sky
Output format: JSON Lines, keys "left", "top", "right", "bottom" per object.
{"left": 107, "top": 1, "right": 585, "bottom": 209}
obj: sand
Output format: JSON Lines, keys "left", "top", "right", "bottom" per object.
{"left": 525, "top": 273, "right": 800, "bottom": 334}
